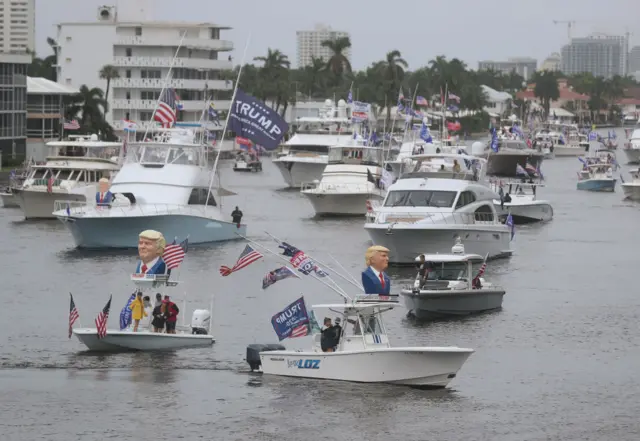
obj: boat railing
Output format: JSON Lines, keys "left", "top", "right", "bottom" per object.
{"left": 365, "top": 210, "right": 503, "bottom": 226}
{"left": 300, "top": 181, "right": 377, "bottom": 194}
{"left": 53, "top": 200, "right": 224, "bottom": 219}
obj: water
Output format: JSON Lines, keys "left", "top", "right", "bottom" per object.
{"left": 2, "top": 140, "right": 640, "bottom": 440}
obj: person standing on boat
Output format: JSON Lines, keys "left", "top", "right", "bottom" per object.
{"left": 151, "top": 300, "right": 166, "bottom": 333}
{"left": 135, "top": 230, "right": 167, "bottom": 275}
{"left": 128, "top": 291, "right": 147, "bottom": 332}
{"left": 361, "top": 246, "right": 391, "bottom": 295}
{"left": 140, "top": 295, "right": 153, "bottom": 329}
{"left": 231, "top": 206, "right": 243, "bottom": 228}
{"left": 95, "top": 178, "right": 114, "bottom": 207}
{"left": 163, "top": 295, "right": 179, "bottom": 334}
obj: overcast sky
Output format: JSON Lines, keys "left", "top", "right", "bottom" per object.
{"left": 36, "top": 0, "right": 637, "bottom": 70}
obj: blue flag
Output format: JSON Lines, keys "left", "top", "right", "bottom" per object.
{"left": 262, "top": 266, "right": 299, "bottom": 289}
{"left": 229, "top": 89, "right": 289, "bottom": 150}
{"left": 119, "top": 292, "right": 136, "bottom": 330}
{"left": 270, "top": 296, "right": 310, "bottom": 341}
{"left": 506, "top": 214, "right": 515, "bottom": 240}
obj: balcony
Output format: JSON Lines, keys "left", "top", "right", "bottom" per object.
{"left": 111, "top": 99, "right": 232, "bottom": 111}
{"left": 110, "top": 119, "right": 228, "bottom": 131}
{"left": 112, "top": 56, "right": 232, "bottom": 71}
{"left": 116, "top": 36, "right": 233, "bottom": 51}
{"left": 111, "top": 78, "right": 231, "bottom": 90}
{"left": 27, "top": 103, "right": 62, "bottom": 114}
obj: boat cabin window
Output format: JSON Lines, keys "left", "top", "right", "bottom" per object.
{"left": 358, "top": 313, "right": 383, "bottom": 335}
{"left": 384, "top": 190, "right": 457, "bottom": 208}
{"left": 31, "top": 168, "right": 47, "bottom": 179}
{"left": 425, "top": 263, "right": 467, "bottom": 281}
{"left": 188, "top": 188, "right": 217, "bottom": 206}
{"left": 288, "top": 145, "right": 329, "bottom": 156}
{"left": 141, "top": 146, "right": 168, "bottom": 164}
{"left": 167, "top": 147, "right": 199, "bottom": 165}
{"left": 56, "top": 170, "right": 72, "bottom": 180}
{"left": 455, "top": 191, "right": 476, "bottom": 209}
{"left": 474, "top": 204, "right": 494, "bottom": 221}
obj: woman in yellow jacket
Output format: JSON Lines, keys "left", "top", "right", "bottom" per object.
{"left": 129, "top": 291, "right": 147, "bottom": 332}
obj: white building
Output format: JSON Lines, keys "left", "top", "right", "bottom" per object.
{"left": 481, "top": 85, "right": 512, "bottom": 117}
{"left": 296, "top": 24, "right": 350, "bottom": 68}
{"left": 0, "top": 0, "right": 33, "bottom": 162}
{"left": 539, "top": 53, "right": 561, "bottom": 72}
{"left": 55, "top": 3, "right": 234, "bottom": 133}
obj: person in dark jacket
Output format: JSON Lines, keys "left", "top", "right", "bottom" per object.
{"left": 231, "top": 206, "right": 243, "bottom": 228}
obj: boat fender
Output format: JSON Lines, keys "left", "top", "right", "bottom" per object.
{"left": 246, "top": 343, "right": 286, "bottom": 371}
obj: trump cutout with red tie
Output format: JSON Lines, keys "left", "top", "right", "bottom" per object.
{"left": 361, "top": 245, "right": 391, "bottom": 295}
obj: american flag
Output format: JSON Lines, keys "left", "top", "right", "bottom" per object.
{"left": 163, "top": 238, "right": 188, "bottom": 270}
{"left": 153, "top": 88, "right": 178, "bottom": 128}
{"left": 68, "top": 293, "right": 79, "bottom": 338}
{"left": 291, "top": 323, "right": 309, "bottom": 338}
{"left": 63, "top": 119, "right": 80, "bottom": 130}
{"left": 448, "top": 92, "right": 461, "bottom": 103}
{"left": 95, "top": 295, "right": 112, "bottom": 339}
{"left": 219, "top": 244, "right": 263, "bottom": 276}
{"left": 416, "top": 95, "right": 428, "bottom": 106}
{"left": 472, "top": 254, "right": 488, "bottom": 286}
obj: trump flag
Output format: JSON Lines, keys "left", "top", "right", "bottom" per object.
{"left": 229, "top": 89, "right": 288, "bottom": 150}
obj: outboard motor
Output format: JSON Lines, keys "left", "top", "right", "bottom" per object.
{"left": 246, "top": 343, "right": 286, "bottom": 371}
{"left": 191, "top": 309, "right": 211, "bottom": 335}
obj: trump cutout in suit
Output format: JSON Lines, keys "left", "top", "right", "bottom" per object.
{"left": 135, "top": 257, "right": 167, "bottom": 275}
{"left": 96, "top": 177, "right": 113, "bottom": 206}
{"left": 361, "top": 267, "right": 391, "bottom": 295}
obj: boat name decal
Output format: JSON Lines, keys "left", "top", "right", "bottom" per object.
{"left": 287, "top": 359, "right": 321, "bottom": 369}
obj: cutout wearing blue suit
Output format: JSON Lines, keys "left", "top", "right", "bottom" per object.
{"left": 361, "top": 267, "right": 391, "bottom": 295}
{"left": 96, "top": 191, "right": 114, "bottom": 206}
{"left": 135, "top": 258, "right": 167, "bottom": 275}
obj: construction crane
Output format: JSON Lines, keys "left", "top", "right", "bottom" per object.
{"left": 553, "top": 20, "right": 576, "bottom": 42}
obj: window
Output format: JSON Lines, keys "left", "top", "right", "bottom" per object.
{"left": 135, "top": 27, "right": 142, "bottom": 36}
{"left": 125, "top": 91, "right": 131, "bottom": 100}
{"left": 125, "top": 112, "right": 130, "bottom": 120}
{"left": 141, "top": 91, "right": 160, "bottom": 100}
{"left": 474, "top": 205, "right": 494, "bottom": 222}
{"left": 188, "top": 188, "right": 217, "bottom": 206}
{"left": 384, "top": 190, "right": 457, "bottom": 208}
{"left": 125, "top": 48, "right": 132, "bottom": 57}
{"left": 140, "top": 111, "right": 153, "bottom": 121}
{"left": 65, "top": 57, "right": 71, "bottom": 63}
{"left": 455, "top": 191, "right": 476, "bottom": 209}
{"left": 125, "top": 70, "right": 131, "bottom": 78}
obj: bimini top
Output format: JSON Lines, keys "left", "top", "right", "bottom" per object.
{"left": 313, "top": 295, "right": 400, "bottom": 312}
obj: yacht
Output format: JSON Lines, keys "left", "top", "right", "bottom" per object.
{"left": 577, "top": 160, "right": 616, "bottom": 192}
{"left": 533, "top": 122, "right": 586, "bottom": 157}
{"left": 232, "top": 150, "right": 262, "bottom": 172}
{"left": 364, "top": 153, "right": 513, "bottom": 264}
{"left": 273, "top": 99, "right": 353, "bottom": 188}
{"left": 300, "top": 143, "right": 385, "bottom": 216}
{"left": 490, "top": 178, "right": 553, "bottom": 224}
{"left": 0, "top": 160, "right": 31, "bottom": 208}
{"left": 12, "top": 135, "right": 123, "bottom": 219}
{"left": 480, "top": 138, "right": 544, "bottom": 177}
{"left": 622, "top": 126, "right": 640, "bottom": 164}
{"left": 621, "top": 168, "right": 640, "bottom": 200}
{"left": 52, "top": 128, "right": 245, "bottom": 249}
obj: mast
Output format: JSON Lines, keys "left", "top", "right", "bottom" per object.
{"left": 204, "top": 35, "right": 252, "bottom": 208}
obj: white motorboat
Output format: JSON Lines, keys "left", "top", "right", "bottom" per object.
{"left": 233, "top": 151, "right": 262, "bottom": 172}
{"left": 52, "top": 128, "right": 245, "bottom": 248}
{"left": 480, "top": 138, "right": 545, "bottom": 176}
{"left": 401, "top": 239, "right": 506, "bottom": 319}
{"left": 0, "top": 187, "right": 19, "bottom": 208}
{"left": 248, "top": 295, "right": 474, "bottom": 388}
{"left": 364, "top": 153, "right": 513, "bottom": 264}
{"left": 73, "top": 274, "right": 214, "bottom": 352}
{"left": 273, "top": 100, "right": 354, "bottom": 188}
{"left": 12, "top": 135, "right": 123, "bottom": 219}
{"left": 300, "top": 143, "right": 386, "bottom": 216}
{"left": 621, "top": 168, "right": 640, "bottom": 200}
{"left": 491, "top": 179, "right": 553, "bottom": 224}
{"left": 533, "top": 122, "right": 586, "bottom": 157}
{"left": 622, "top": 127, "right": 640, "bottom": 164}
{"left": 576, "top": 149, "right": 618, "bottom": 192}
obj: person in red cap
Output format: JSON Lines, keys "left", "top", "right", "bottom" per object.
{"left": 163, "top": 295, "right": 180, "bottom": 334}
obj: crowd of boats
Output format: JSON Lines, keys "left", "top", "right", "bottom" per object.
{"left": 3, "top": 95, "right": 640, "bottom": 390}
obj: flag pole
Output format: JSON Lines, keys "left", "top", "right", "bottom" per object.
{"left": 142, "top": 30, "right": 187, "bottom": 141}
{"left": 204, "top": 33, "right": 251, "bottom": 208}
{"left": 401, "top": 82, "right": 419, "bottom": 146}
{"left": 385, "top": 88, "right": 401, "bottom": 162}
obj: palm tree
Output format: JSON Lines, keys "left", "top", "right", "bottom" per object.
{"left": 296, "top": 57, "right": 327, "bottom": 99}
{"left": 66, "top": 85, "right": 109, "bottom": 128}
{"left": 253, "top": 48, "right": 291, "bottom": 107}
{"left": 531, "top": 70, "right": 560, "bottom": 118}
{"left": 321, "top": 36, "right": 352, "bottom": 85}
{"left": 28, "top": 37, "right": 57, "bottom": 80}
{"left": 98, "top": 64, "right": 120, "bottom": 105}
{"left": 376, "top": 50, "right": 409, "bottom": 123}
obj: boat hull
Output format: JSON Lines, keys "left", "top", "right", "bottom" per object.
{"left": 494, "top": 200, "right": 553, "bottom": 224}
{"left": 554, "top": 146, "right": 585, "bottom": 157}
{"left": 621, "top": 184, "right": 640, "bottom": 201}
{"left": 577, "top": 179, "right": 616, "bottom": 192}
{"left": 73, "top": 328, "right": 214, "bottom": 352}
{"left": 259, "top": 347, "right": 473, "bottom": 388}
{"left": 14, "top": 188, "right": 85, "bottom": 219}
{"left": 301, "top": 191, "right": 385, "bottom": 216}
{"left": 401, "top": 288, "right": 506, "bottom": 319}
{"left": 485, "top": 153, "right": 544, "bottom": 177}
{"left": 623, "top": 149, "right": 640, "bottom": 164}
{"left": 273, "top": 160, "right": 326, "bottom": 188}
{"left": 57, "top": 213, "right": 246, "bottom": 248}
{"left": 365, "top": 224, "right": 512, "bottom": 264}
{"left": 0, "top": 192, "right": 19, "bottom": 208}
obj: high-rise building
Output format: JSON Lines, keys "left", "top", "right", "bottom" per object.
{"left": 539, "top": 53, "right": 561, "bottom": 72}
{"left": 56, "top": 3, "right": 234, "bottom": 133}
{"left": 296, "top": 24, "right": 350, "bottom": 68}
{"left": 477, "top": 57, "right": 537, "bottom": 80}
{"left": 0, "top": 0, "right": 33, "bottom": 161}
{"left": 560, "top": 34, "right": 628, "bottom": 78}
{"left": 629, "top": 46, "right": 640, "bottom": 74}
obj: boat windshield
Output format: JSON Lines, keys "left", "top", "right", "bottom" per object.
{"left": 425, "top": 263, "right": 467, "bottom": 281}
{"left": 328, "top": 147, "right": 382, "bottom": 165}
{"left": 384, "top": 190, "right": 457, "bottom": 208}
{"left": 129, "top": 145, "right": 202, "bottom": 166}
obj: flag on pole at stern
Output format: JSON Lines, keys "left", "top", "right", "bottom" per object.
{"left": 219, "top": 244, "right": 263, "bottom": 276}
{"left": 270, "top": 296, "right": 310, "bottom": 341}
{"left": 95, "top": 295, "right": 112, "bottom": 339}
{"left": 68, "top": 293, "right": 79, "bottom": 338}
{"left": 163, "top": 238, "right": 188, "bottom": 270}
{"left": 228, "top": 89, "right": 289, "bottom": 150}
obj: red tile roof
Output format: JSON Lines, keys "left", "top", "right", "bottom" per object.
{"left": 516, "top": 88, "right": 589, "bottom": 101}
